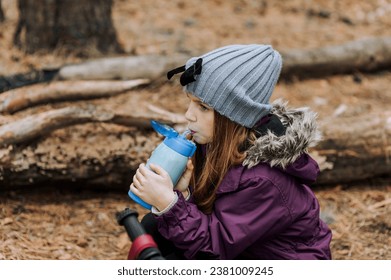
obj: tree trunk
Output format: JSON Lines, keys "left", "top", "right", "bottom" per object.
{"left": 0, "top": 0, "right": 5, "bottom": 22}
{"left": 13, "top": 0, "right": 122, "bottom": 54}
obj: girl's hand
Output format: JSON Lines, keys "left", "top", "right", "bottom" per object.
{"left": 175, "top": 159, "right": 194, "bottom": 193}
{"left": 130, "top": 163, "right": 175, "bottom": 211}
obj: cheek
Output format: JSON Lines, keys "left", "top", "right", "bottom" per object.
{"left": 204, "top": 117, "right": 214, "bottom": 141}
{"left": 206, "top": 124, "right": 214, "bottom": 139}
{"left": 193, "top": 122, "right": 213, "bottom": 144}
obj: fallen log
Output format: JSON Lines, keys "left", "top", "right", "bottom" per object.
{"left": 58, "top": 54, "right": 188, "bottom": 81}
{"left": 0, "top": 110, "right": 389, "bottom": 188}
{"left": 0, "top": 79, "right": 149, "bottom": 114}
{"left": 0, "top": 105, "right": 186, "bottom": 147}
{"left": 280, "top": 36, "right": 391, "bottom": 79}
{"left": 2, "top": 37, "right": 390, "bottom": 94}
{"left": 0, "top": 69, "right": 59, "bottom": 93}
{"left": 0, "top": 127, "right": 160, "bottom": 188}
{"left": 56, "top": 37, "right": 391, "bottom": 82}
{"left": 313, "top": 111, "right": 391, "bottom": 185}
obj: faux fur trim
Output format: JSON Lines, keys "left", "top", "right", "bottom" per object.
{"left": 243, "top": 99, "right": 322, "bottom": 169}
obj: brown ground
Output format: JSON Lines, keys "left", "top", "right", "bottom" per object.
{"left": 0, "top": 0, "right": 390, "bottom": 260}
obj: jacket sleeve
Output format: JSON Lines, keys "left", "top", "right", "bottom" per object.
{"left": 155, "top": 176, "right": 293, "bottom": 259}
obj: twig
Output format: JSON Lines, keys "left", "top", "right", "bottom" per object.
{"left": 368, "top": 198, "right": 391, "bottom": 210}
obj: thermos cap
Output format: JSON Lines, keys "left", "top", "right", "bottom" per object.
{"left": 163, "top": 137, "right": 196, "bottom": 157}
{"left": 151, "top": 120, "right": 196, "bottom": 157}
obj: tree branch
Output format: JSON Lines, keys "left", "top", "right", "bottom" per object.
{"left": 0, "top": 105, "right": 186, "bottom": 146}
{"left": 0, "top": 79, "right": 149, "bottom": 114}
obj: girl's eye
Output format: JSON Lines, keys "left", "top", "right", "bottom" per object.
{"left": 199, "top": 104, "right": 209, "bottom": 111}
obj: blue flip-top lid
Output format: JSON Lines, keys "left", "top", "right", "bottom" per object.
{"left": 151, "top": 120, "right": 179, "bottom": 138}
{"left": 151, "top": 120, "right": 196, "bottom": 157}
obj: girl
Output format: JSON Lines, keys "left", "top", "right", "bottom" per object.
{"left": 130, "top": 44, "right": 332, "bottom": 260}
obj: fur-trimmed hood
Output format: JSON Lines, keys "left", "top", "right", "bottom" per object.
{"left": 243, "top": 99, "right": 322, "bottom": 169}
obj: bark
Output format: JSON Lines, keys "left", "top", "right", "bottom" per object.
{"left": 13, "top": 0, "right": 122, "bottom": 54}
{"left": 0, "top": 111, "right": 389, "bottom": 188}
{"left": 0, "top": 0, "right": 5, "bottom": 22}
{"left": 0, "top": 69, "right": 59, "bottom": 93}
{"left": 280, "top": 36, "right": 391, "bottom": 79}
{"left": 0, "top": 79, "right": 150, "bottom": 114}
{"left": 313, "top": 111, "right": 391, "bottom": 185}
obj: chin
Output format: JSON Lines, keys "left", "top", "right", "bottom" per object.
{"left": 193, "top": 135, "right": 211, "bottom": 145}
{"left": 194, "top": 138, "right": 205, "bottom": 145}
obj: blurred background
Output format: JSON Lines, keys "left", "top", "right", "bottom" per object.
{"left": 0, "top": 0, "right": 390, "bottom": 260}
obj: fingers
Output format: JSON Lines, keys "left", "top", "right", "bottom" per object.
{"left": 138, "top": 163, "right": 148, "bottom": 176}
{"left": 129, "top": 183, "right": 139, "bottom": 195}
{"left": 186, "top": 159, "right": 194, "bottom": 170}
{"left": 139, "top": 163, "right": 162, "bottom": 177}
{"left": 149, "top": 163, "right": 166, "bottom": 176}
{"left": 132, "top": 175, "right": 141, "bottom": 192}
{"left": 182, "top": 159, "right": 194, "bottom": 177}
{"left": 181, "top": 168, "right": 192, "bottom": 185}
{"left": 133, "top": 163, "right": 166, "bottom": 188}
{"left": 133, "top": 166, "right": 146, "bottom": 188}
{"left": 173, "top": 159, "right": 194, "bottom": 192}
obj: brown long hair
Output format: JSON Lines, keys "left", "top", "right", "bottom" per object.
{"left": 191, "top": 111, "right": 255, "bottom": 214}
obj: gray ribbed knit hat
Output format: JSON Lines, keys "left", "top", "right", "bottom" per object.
{"left": 169, "top": 44, "right": 283, "bottom": 128}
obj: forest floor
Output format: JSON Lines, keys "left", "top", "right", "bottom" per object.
{"left": 0, "top": 0, "right": 390, "bottom": 260}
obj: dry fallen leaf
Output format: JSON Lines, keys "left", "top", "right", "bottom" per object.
{"left": 1, "top": 217, "right": 13, "bottom": 226}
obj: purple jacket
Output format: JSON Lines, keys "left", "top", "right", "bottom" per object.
{"left": 155, "top": 100, "right": 332, "bottom": 259}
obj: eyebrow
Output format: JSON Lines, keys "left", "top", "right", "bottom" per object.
{"left": 193, "top": 98, "right": 211, "bottom": 108}
{"left": 186, "top": 93, "right": 212, "bottom": 108}
{"left": 186, "top": 93, "right": 201, "bottom": 102}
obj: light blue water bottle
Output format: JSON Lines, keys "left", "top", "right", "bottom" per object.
{"left": 128, "top": 120, "right": 197, "bottom": 210}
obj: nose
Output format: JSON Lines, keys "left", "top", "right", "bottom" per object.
{"left": 185, "top": 102, "right": 196, "bottom": 122}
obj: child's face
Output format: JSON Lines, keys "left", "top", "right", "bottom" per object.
{"left": 185, "top": 93, "right": 214, "bottom": 144}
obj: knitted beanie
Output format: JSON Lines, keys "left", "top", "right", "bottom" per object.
{"left": 181, "top": 44, "right": 282, "bottom": 128}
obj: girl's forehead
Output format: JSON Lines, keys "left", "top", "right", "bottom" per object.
{"left": 186, "top": 93, "right": 201, "bottom": 102}
{"left": 186, "top": 93, "right": 214, "bottom": 110}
